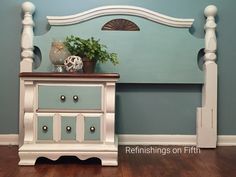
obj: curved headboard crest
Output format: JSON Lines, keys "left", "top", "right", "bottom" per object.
{"left": 20, "top": 2, "right": 218, "bottom": 148}
{"left": 47, "top": 5, "right": 194, "bottom": 28}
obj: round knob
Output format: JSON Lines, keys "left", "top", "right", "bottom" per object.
{"left": 90, "top": 126, "right": 95, "bottom": 133}
{"left": 73, "top": 95, "right": 79, "bottom": 102}
{"left": 66, "top": 126, "right": 72, "bottom": 132}
{"left": 204, "top": 5, "right": 217, "bottom": 17}
{"left": 22, "top": 2, "right": 35, "bottom": 15}
{"left": 42, "top": 125, "right": 48, "bottom": 132}
{"left": 60, "top": 95, "right": 66, "bottom": 102}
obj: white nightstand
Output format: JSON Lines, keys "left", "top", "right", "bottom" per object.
{"left": 18, "top": 72, "right": 119, "bottom": 166}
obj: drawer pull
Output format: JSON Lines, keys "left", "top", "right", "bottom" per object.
{"left": 73, "top": 95, "right": 79, "bottom": 102}
{"left": 60, "top": 95, "right": 66, "bottom": 102}
{"left": 90, "top": 126, "right": 96, "bottom": 133}
{"left": 42, "top": 125, "right": 48, "bottom": 132}
{"left": 66, "top": 126, "right": 72, "bottom": 132}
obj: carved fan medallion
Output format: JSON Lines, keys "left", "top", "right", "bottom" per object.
{"left": 102, "top": 19, "right": 140, "bottom": 31}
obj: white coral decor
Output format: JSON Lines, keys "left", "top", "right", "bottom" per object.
{"left": 64, "top": 55, "right": 83, "bottom": 72}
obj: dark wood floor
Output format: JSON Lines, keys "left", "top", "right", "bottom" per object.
{"left": 0, "top": 145, "right": 236, "bottom": 177}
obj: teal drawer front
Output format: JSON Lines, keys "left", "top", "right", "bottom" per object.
{"left": 84, "top": 117, "right": 100, "bottom": 141}
{"left": 61, "top": 117, "right": 76, "bottom": 140}
{"left": 37, "top": 116, "right": 53, "bottom": 140}
{"left": 38, "top": 85, "right": 102, "bottom": 110}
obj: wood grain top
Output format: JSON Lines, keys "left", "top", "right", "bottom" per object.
{"left": 19, "top": 72, "right": 120, "bottom": 79}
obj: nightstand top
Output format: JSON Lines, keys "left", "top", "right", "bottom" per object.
{"left": 20, "top": 72, "right": 120, "bottom": 79}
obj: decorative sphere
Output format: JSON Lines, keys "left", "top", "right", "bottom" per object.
{"left": 64, "top": 55, "right": 83, "bottom": 72}
{"left": 204, "top": 5, "right": 217, "bottom": 17}
{"left": 22, "top": 2, "right": 35, "bottom": 14}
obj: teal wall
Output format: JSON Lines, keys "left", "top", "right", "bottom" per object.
{"left": 0, "top": 0, "right": 235, "bottom": 135}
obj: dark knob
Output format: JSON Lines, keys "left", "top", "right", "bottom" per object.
{"left": 42, "top": 125, "right": 48, "bottom": 132}
{"left": 66, "top": 126, "right": 72, "bottom": 132}
{"left": 90, "top": 126, "right": 95, "bottom": 133}
{"left": 73, "top": 95, "right": 79, "bottom": 102}
{"left": 60, "top": 95, "right": 66, "bottom": 102}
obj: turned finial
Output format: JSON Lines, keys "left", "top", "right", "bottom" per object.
{"left": 204, "top": 5, "right": 217, "bottom": 18}
{"left": 22, "top": 1, "right": 35, "bottom": 15}
{"left": 21, "top": 2, "right": 35, "bottom": 72}
{"left": 203, "top": 5, "right": 217, "bottom": 63}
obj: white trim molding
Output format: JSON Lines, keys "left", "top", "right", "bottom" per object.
{"left": 47, "top": 5, "right": 194, "bottom": 28}
{"left": 1, "top": 134, "right": 236, "bottom": 146}
{"left": 0, "top": 134, "right": 19, "bottom": 145}
{"left": 218, "top": 135, "right": 236, "bottom": 146}
{"left": 119, "top": 134, "right": 197, "bottom": 145}
{"left": 118, "top": 134, "right": 236, "bottom": 146}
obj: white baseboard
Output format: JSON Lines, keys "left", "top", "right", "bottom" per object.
{"left": 1, "top": 134, "right": 236, "bottom": 146}
{"left": 0, "top": 134, "right": 19, "bottom": 145}
{"left": 217, "top": 135, "right": 236, "bottom": 146}
{"left": 118, "top": 134, "right": 236, "bottom": 146}
{"left": 118, "top": 134, "right": 197, "bottom": 145}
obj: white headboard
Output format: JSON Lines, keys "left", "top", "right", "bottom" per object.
{"left": 20, "top": 2, "right": 218, "bottom": 147}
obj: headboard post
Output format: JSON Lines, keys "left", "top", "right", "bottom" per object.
{"left": 20, "top": 2, "right": 35, "bottom": 72}
{"left": 19, "top": 1, "right": 35, "bottom": 147}
{"left": 204, "top": 5, "right": 217, "bottom": 63}
{"left": 197, "top": 5, "right": 218, "bottom": 148}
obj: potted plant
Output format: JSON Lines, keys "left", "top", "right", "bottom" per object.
{"left": 64, "top": 35, "right": 119, "bottom": 73}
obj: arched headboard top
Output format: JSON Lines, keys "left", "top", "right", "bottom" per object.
{"left": 47, "top": 5, "right": 194, "bottom": 28}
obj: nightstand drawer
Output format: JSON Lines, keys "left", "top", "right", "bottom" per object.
{"left": 84, "top": 117, "right": 100, "bottom": 141}
{"left": 37, "top": 116, "right": 53, "bottom": 140}
{"left": 38, "top": 85, "right": 102, "bottom": 110}
{"left": 61, "top": 116, "right": 76, "bottom": 140}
